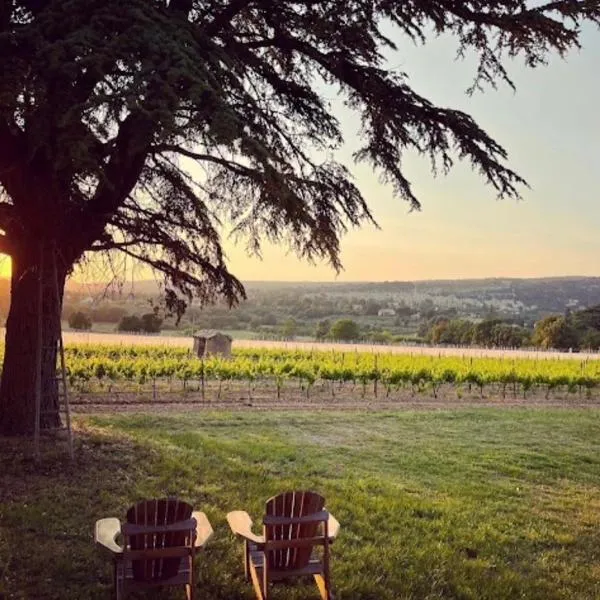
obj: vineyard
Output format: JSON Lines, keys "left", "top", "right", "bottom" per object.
{"left": 2, "top": 343, "right": 599, "bottom": 404}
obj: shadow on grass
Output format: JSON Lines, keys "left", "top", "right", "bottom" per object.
{"left": 1, "top": 412, "right": 599, "bottom": 600}
{"left": 0, "top": 424, "right": 342, "bottom": 600}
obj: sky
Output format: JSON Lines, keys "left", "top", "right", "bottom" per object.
{"left": 1, "top": 19, "right": 599, "bottom": 284}
{"left": 224, "top": 22, "right": 600, "bottom": 282}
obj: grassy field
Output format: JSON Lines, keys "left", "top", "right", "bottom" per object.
{"left": 1, "top": 409, "right": 600, "bottom": 599}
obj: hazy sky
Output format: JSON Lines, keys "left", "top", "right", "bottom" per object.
{"left": 225, "top": 23, "right": 600, "bottom": 282}
{"left": 1, "top": 21, "right": 598, "bottom": 284}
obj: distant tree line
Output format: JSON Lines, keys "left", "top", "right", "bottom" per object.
{"left": 61, "top": 288, "right": 459, "bottom": 336}
{"left": 118, "top": 313, "right": 163, "bottom": 334}
{"left": 418, "top": 305, "right": 600, "bottom": 351}
{"left": 68, "top": 311, "right": 92, "bottom": 331}
{"left": 61, "top": 289, "right": 600, "bottom": 351}
{"left": 313, "top": 319, "right": 418, "bottom": 345}
{"left": 420, "top": 318, "right": 531, "bottom": 349}
{"left": 532, "top": 306, "right": 600, "bottom": 351}
{"left": 66, "top": 311, "right": 163, "bottom": 334}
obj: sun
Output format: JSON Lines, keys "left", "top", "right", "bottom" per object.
{"left": 0, "top": 255, "right": 11, "bottom": 279}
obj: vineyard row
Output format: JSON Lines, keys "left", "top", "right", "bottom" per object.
{"left": 2, "top": 344, "right": 595, "bottom": 398}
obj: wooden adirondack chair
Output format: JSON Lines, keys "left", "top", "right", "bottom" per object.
{"left": 227, "top": 491, "right": 340, "bottom": 600}
{"left": 95, "top": 498, "right": 213, "bottom": 600}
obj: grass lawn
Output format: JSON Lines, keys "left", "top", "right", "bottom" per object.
{"left": 1, "top": 409, "right": 600, "bottom": 599}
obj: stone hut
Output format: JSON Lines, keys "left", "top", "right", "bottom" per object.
{"left": 192, "top": 330, "right": 232, "bottom": 358}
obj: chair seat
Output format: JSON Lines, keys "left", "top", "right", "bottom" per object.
{"left": 250, "top": 551, "right": 325, "bottom": 580}
{"left": 118, "top": 557, "right": 192, "bottom": 589}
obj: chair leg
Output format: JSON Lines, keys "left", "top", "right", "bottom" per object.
{"left": 314, "top": 573, "right": 332, "bottom": 600}
{"left": 248, "top": 560, "right": 266, "bottom": 600}
{"left": 244, "top": 540, "right": 251, "bottom": 581}
{"left": 262, "top": 562, "right": 269, "bottom": 600}
{"left": 186, "top": 555, "right": 196, "bottom": 600}
{"left": 185, "top": 583, "right": 194, "bottom": 600}
{"left": 114, "top": 560, "right": 124, "bottom": 600}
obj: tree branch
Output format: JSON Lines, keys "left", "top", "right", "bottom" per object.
{"left": 89, "top": 237, "right": 150, "bottom": 252}
{"left": 203, "top": 0, "right": 255, "bottom": 36}
{"left": 150, "top": 144, "right": 257, "bottom": 177}
{"left": 77, "top": 112, "right": 155, "bottom": 248}
{"left": 169, "top": 0, "right": 193, "bottom": 14}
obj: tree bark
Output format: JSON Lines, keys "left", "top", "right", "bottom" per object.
{"left": 0, "top": 247, "right": 68, "bottom": 435}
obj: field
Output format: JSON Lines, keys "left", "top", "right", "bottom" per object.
{"left": 28, "top": 343, "right": 600, "bottom": 410}
{"left": 2, "top": 342, "right": 600, "bottom": 598}
{"left": 1, "top": 410, "right": 600, "bottom": 599}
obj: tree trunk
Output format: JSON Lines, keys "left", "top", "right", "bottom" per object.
{"left": 0, "top": 248, "right": 68, "bottom": 435}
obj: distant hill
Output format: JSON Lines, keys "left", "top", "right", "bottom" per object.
{"left": 243, "top": 277, "right": 600, "bottom": 314}
{"left": 2, "top": 275, "right": 600, "bottom": 321}
{"left": 38, "top": 275, "right": 600, "bottom": 309}
{"left": 65, "top": 278, "right": 162, "bottom": 296}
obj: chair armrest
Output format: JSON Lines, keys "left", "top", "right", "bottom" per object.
{"left": 226, "top": 511, "right": 264, "bottom": 547}
{"left": 94, "top": 518, "right": 122, "bottom": 555}
{"left": 327, "top": 513, "right": 340, "bottom": 541}
{"left": 192, "top": 511, "right": 214, "bottom": 549}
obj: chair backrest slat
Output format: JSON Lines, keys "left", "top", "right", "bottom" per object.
{"left": 125, "top": 546, "right": 193, "bottom": 561}
{"left": 265, "top": 536, "right": 327, "bottom": 551}
{"left": 264, "top": 491, "right": 327, "bottom": 571}
{"left": 122, "top": 518, "right": 197, "bottom": 536}
{"left": 124, "top": 498, "right": 194, "bottom": 583}
{"left": 263, "top": 510, "right": 329, "bottom": 526}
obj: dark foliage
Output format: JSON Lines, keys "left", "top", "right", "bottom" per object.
{"left": 1, "top": 1, "right": 599, "bottom": 307}
{"left": 531, "top": 304, "right": 600, "bottom": 351}
{"left": 315, "top": 319, "right": 331, "bottom": 340}
{"left": 67, "top": 310, "right": 92, "bottom": 330}
{"left": 425, "top": 317, "right": 531, "bottom": 348}
{"left": 118, "top": 312, "right": 163, "bottom": 333}
{"left": 141, "top": 312, "right": 163, "bottom": 333}
{"left": 330, "top": 318, "right": 360, "bottom": 341}
{"left": 117, "top": 315, "right": 143, "bottom": 333}
{"left": 532, "top": 315, "right": 580, "bottom": 351}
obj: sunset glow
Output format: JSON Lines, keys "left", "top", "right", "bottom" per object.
{"left": 0, "top": 256, "right": 10, "bottom": 279}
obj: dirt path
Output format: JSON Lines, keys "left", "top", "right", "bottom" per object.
{"left": 70, "top": 387, "right": 600, "bottom": 414}
{"left": 73, "top": 400, "right": 600, "bottom": 414}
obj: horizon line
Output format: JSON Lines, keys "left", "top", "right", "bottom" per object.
{"left": 58, "top": 274, "right": 600, "bottom": 287}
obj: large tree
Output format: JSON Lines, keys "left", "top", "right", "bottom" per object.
{"left": 0, "top": 1, "right": 599, "bottom": 435}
